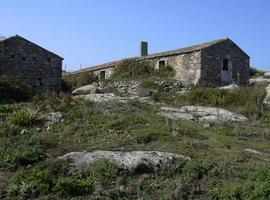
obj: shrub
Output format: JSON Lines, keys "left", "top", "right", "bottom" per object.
{"left": 111, "top": 59, "right": 155, "bottom": 79}
{"left": 32, "top": 92, "right": 74, "bottom": 112}
{"left": 153, "top": 64, "right": 176, "bottom": 78}
{"left": 141, "top": 79, "right": 159, "bottom": 89}
{"left": 5, "top": 160, "right": 78, "bottom": 198}
{"left": 53, "top": 176, "right": 93, "bottom": 196}
{"left": 63, "top": 72, "right": 98, "bottom": 90}
{"left": 134, "top": 132, "right": 156, "bottom": 144}
{"left": 249, "top": 67, "right": 264, "bottom": 78}
{"left": 10, "top": 108, "right": 38, "bottom": 127}
{"left": 0, "top": 145, "right": 46, "bottom": 169}
{"left": 154, "top": 84, "right": 267, "bottom": 118}
{"left": 209, "top": 165, "right": 270, "bottom": 200}
{"left": 0, "top": 77, "right": 35, "bottom": 102}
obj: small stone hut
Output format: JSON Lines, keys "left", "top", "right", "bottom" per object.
{"left": 0, "top": 35, "right": 63, "bottom": 90}
{"left": 69, "top": 38, "right": 250, "bottom": 87}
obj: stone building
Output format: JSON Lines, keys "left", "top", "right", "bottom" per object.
{"left": 0, "top": 35, "right": 63, "bottom": 90}
{"left": 68, "top": 38, "right": 250, "bottom": 87}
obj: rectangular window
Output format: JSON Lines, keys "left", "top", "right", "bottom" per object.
{"left": 100, "top": 71, "right": 106, "bottom": 79}
{"left": 222, "top": 59, "right": 230, "bottom": 71}
{"left": 158, "top": 60, "right": 166, "bottom": 69}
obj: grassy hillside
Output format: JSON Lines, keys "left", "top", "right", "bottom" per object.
{"left": 0, "top": 83, "right": 270, "bottom": 199}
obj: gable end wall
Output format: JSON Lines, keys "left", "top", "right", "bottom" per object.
{"left": 0, "top": 37, "right": 62, "bottom": 91}
{"left": 200, "top": 40, "right": 249, "bottom": 86}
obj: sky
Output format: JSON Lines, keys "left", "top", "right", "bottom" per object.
{"left": 1, "top": 0, "right": 270, "bottom": 71}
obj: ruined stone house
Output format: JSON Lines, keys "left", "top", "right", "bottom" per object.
{"left": 70, "top": 38, "right": 250, "bottom": 86}
{"left": 0, "top": 35, "right": 63, "bottom": 90}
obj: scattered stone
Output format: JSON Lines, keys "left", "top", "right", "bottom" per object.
{"left": 73, "top": 93, "right": 127, "bottom": 103}
{"left": 203, "top": 123, "right": 211, "bottom": 128}
{"left": 46, "top": 112, "right": 63, "bottom": 126}
{"left": 36, "top": 128, "right": 42, "bottom": 132}
{"left": 219, "top": 83, "right": 239, "bottom": 90}
{"left": 263, "top": 84, "right": 270, "bottom": 106}
{"left": 158, "top": 106, "right": 247, "bottom": 123}
{"left": 244, "top": 149, "right": 263, "bottom": 156}
{"left": 72, "top": 83, "right": 98, "bottom": 95}
{"left": 59, "top": 151, "right": 191, "bottom": 174}
{"left": 20, "top": 129, "right": 28, "bottom": 134}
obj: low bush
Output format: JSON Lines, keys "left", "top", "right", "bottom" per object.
{"left": 111, "top": 59, "right": 155, "bottom": 80}
{"left": 111, "top": 59, "right": 176, "bottom": 80}
{"left": 153, "top": 64, "right": 176, "bottom": 78}
{"left": 0, "top": 77, "right": 35, "bottom": 102}
{"left": 32, "top": 92, "right": 74, "bottom": 112}
{"left": 209, "top": 164, "right": 270, "bottom": 200}
{"left": 153, "top": 84, "right": 267, "bottom": 118}
{"left": 9, "top": 108, "right": 38, "bottom": 127}
{"left": 249, "top": 67, "right": 264, "bottom": 78}
{"left": 0, "top": 145, "right": 46, "bottom": 169}
{"left": 134, "top": 132, "right": 156, "bottom": 144}
{"left": 6, "top": 160, "right": 71, "bottom": 198}
{"left": 63, "top": 72, "right": 98, "bottom": 90}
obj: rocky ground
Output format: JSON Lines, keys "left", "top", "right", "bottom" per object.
{"left": 0, "top": 73, "right": 270, "bottom": 199}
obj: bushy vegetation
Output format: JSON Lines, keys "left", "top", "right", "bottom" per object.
{"left": 153, "top": 84, "right": 267, "bottom": 118}
{"left": 9, "top": 108, "right": 38, "bottom": 127}
{"left": 110, "top": 59, "right": 176, "bottom": 80}
{"left": 0, "top": 77, "right": 35, "bottom": 102}
{"left": 62, "top": 72, "right": 98, "bottom": 91}
{"left": 249, "top": 67, "right": 265, "bottom": 78}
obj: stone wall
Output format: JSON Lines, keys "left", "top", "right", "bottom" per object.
{"left": 145, "top": 51, "right": 201, "bottom": 85}
{"left": 200, "top": 40, "right": 249, "bottom": 86}
{"left": 92, "top": 66, "right": 115, "bottom": 80}
{"left": 0, "top": 36, "right": 63, "bottom": 91}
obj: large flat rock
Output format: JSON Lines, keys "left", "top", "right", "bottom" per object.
{"left": 72, "top": 84, "right": 98, "bottom": 95}
{"left": 60, "top": 151, "right": 191, "bottom": 173}
{"left": 158, "top": 106, "right": 248, "bottom": 123}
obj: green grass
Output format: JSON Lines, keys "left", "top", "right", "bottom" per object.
{"left": 152, "top": 84, "right": 268, "bottom": 119}
{"left": 0, "top": 86, "right": 270, "bottom": 199}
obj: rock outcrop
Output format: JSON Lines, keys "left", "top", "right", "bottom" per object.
{"left": 60, "top": 151, "right": 191, "bottom": 173}
{"left": 219, "top": 84, "right": 239, "bottom": 90}
{"left": 72, "top": 84, "right": 98, "bottom": 95}
{"left": 158, "top": 106, "right": 247, "bottom": 123}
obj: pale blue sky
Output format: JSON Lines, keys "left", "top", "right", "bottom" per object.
{"left": 1, "top": 0, "right": 270, "bottom": 71}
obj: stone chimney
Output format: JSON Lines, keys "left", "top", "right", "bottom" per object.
{"left": 140, "top": 41, "right": 148, "bottom": 57}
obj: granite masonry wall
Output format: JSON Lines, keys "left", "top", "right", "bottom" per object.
{"left": 0, "top": 36, "right": 63, "bottom": 91}
{"left": 93, "top": 66, "right": 115, "bottom": 80}
{"left": 200, "top": 40, "right": 250, "bottom": 86}
{"left": 145, "top": 51, "right": 201, "bottom": 85}
{"left": 67, "top": 39, "right": 249, "bottom": 87}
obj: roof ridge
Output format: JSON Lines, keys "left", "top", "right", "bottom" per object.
{"left": 68, "top": 38, "right": 228, "bottom": 74}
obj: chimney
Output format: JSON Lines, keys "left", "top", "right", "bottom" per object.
{"left": 140, "top": 41, "right": 148, "bottom": 57}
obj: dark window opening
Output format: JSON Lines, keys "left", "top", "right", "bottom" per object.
{"left": 100, "top": 71, "right": 105, "bottom": 80}
{"left": 47, "top": 58, "right": 51, "bottom": 63}
{"left": 222, "top": 59, "right": 230, "bottom": 71}
{"left": 37, "top": 78, "right": 43, "bottom": 86}
{"left": 33, "top": 57, "right": 37, "bottom": 61}
{"left": 158, "top": 60, "right": 166, "bottom": 69}
{"left": 11, "top": 54, "right": 15, "bottom": 58}
{"left": 21, "top": 56, "right": 27, "bottom": 61}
